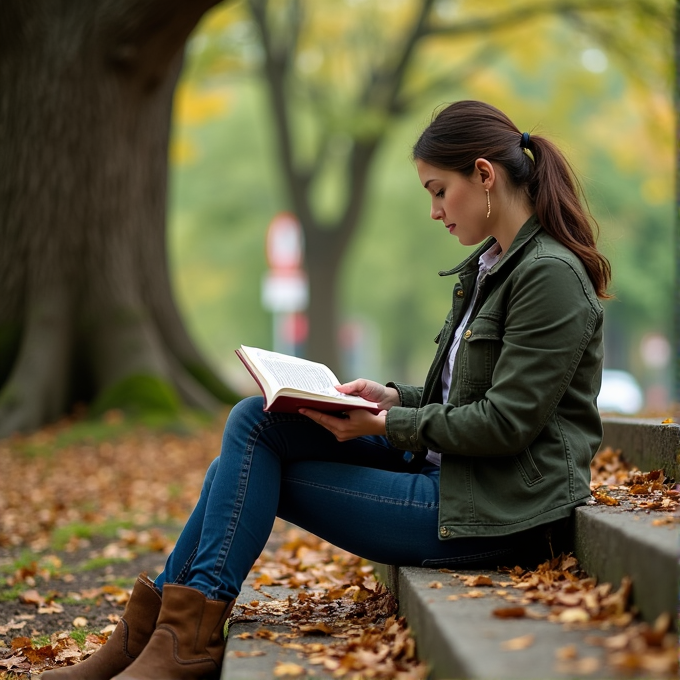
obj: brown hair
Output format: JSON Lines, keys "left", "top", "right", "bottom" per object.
{"left": 413, "top": 100, "right": 611, "bottom": 298}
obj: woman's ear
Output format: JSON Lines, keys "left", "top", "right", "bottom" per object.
{"left": 474, "top": 158, "right": 495, "bottom": 189}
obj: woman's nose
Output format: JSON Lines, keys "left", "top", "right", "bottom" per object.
{"left": 431, "top": 203, "right": 442, "bottom": 220}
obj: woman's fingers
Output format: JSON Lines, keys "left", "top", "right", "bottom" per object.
{"left": 299, "top": 408, "right": 386, "bottom": 441}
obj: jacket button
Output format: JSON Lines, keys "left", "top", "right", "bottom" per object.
{"left": 440, "top": 526, "right": 450, "bottom": 537}
{"left": 463, "top": 329, "right": 472, "bottom": 339}
{"left": 456, "top": 289, "right": 464, "bottom": 298}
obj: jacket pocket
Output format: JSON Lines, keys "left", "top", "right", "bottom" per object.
{"left": 460, "top": 317, "right": 502, "bottom": 388}
{"left": 514, "top": 448, "right": 544, "bottom": 486}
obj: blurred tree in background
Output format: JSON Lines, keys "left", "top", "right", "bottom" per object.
{"left": 172, "top": 0, "right": 673, "bottom": 392}
{"left": 0, "top": 0, "right": 239, "bottom": 438}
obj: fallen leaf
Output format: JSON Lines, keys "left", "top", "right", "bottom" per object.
{"left": 555, "top": 644, "right": 578, "bottom": 660}
{"left": 427, "top": 581, "right": 443, "bottom": 589}
{"left": 462, "top": 574, "right": 493, "bottom": 587}
{"left": 273, "top": 661, "right": 307, "bottom": 676}
{"left": 501, "top": 634, "right": 535, "bottom": 651}
{"left": 492, "top": 606, "right": 526, "bottom": 619}
{"left": 557, "top": 607, "right": 590, "bottom": 623}
{"left": 226, "top": 650, "right": 266, "bottom": 658}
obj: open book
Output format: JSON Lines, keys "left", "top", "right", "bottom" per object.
{"left": 235, "top": 345, "right": 382, "bottom": 415}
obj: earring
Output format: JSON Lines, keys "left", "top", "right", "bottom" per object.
{"left": 485, "top": 189, "right": 491, "bottom": 219}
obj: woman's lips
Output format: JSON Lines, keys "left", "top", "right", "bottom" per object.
{"left": 447, "top": 223, "right": 456, "bottom": 233}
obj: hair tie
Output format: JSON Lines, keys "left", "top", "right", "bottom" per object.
{"left": 520, "top": 132, "right": 531, "bottom": 149}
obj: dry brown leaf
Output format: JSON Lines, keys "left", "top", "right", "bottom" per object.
{"left": 273, "top": 661, "right": 307, "bottom": 676}
{"left": 427, "top": 581, "right": 443, "bottom": 589}
{"left": 501, "top": 634, "right": 535, "bottom": 651}
{"left": 226, "top": 650, "right": 266, "bottom": 658}
{"left": 492, "top": 607, "right": 526, "bottom": 619}
{"left": 18, "top": 589, "right": 44, "bottom": 606}
{"left": 555, "top": 644, "right": 578, "bottom": 660}
{"left": 557, "top": 607, "right": 590, "bottom": 623}
{"left": 462, "top": 575, "right": 493, "bottom": 587}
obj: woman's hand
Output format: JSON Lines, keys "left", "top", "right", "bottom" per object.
{"left": 299, "top": 407, "right": 387, "bottom": 442}
{"left": 335, "top": 380, "right": 400, "bottom": 411}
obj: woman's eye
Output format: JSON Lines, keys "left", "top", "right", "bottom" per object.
{"left": 435, "top": 189, "right": 445, "bottom": 198}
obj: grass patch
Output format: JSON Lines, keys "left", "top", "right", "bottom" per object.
{"left": 70, "top": 628, "right": 95, "bottom": 648}
{"left": 0, "top": 583, "right": 23, "bottom": 602}
{"left": 0, "top": 552, "right": 65, "bottom": 580}
{"left": 10, "top": 408, "right": 217, "bottom": 458}
{"left": 56, "top": 595, "right": 99, "bottom": 606}
{"left": 78, "top": 556, "right": 131, "bottom": 572}
{"left": 106, "top": 576, "right": 138, "bottom": 588}
{"left": 32, "top": 635, "right": 51, "bottom": 647}
{"left": 50, "top": 519, "right": 135, "bottom": 551}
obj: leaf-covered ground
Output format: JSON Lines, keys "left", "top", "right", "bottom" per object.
{"left": 0, "top": 412, "right": 678, "bottom": 678}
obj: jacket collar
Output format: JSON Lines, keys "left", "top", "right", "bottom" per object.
{"left": 438, "top": 214, "right": 542, "bottom": 277}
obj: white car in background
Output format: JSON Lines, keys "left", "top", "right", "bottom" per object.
{"left": 597, "top": 369, "right": 644, "bottom": 415}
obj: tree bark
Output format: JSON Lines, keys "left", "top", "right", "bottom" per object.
{"left": 0, "top": 0, "right": 238, "bottom": 437}
{"left": 675, "top": 0, "right": 679, "bottom": 409}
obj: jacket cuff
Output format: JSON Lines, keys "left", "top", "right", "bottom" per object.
{"left": 385, "top": 406, "right": 422, "bottom": 451}
{"left": 386, "top": 382, "right": 422, "bottom": 408}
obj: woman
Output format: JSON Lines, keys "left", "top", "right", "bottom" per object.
{"left": 45, "top": 100, "right": 609, "bottom": 680}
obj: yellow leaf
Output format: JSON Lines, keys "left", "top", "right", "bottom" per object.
{"left": 273, "top": 662, "right": 307, "bottom": 677}
{"left": 501, "top": 634, "right": 535, "bottom": 651}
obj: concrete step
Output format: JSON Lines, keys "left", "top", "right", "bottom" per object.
{"left": 600, "top": 416, "right": 679, "bottom": 479}
{"left": 573, "top": 505, "right": 678, "bottom": 625}
{"left": 375, "top": 504, "right": 678, "bottom": 679}
{"left": 395, "top": 565, "right": 618, "bottom": 680}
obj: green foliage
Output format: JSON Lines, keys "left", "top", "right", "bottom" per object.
{"left": 170, "top": 0, "right": 673, "bottom": 386}
{"left": 90, "top": 375, "right": 181, "bottom": 418}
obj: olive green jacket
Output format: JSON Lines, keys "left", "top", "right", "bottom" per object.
{"left": 385, "top": 216, "right": 604, "bottom": 539}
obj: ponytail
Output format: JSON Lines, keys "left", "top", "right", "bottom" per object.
{"left": 526, "top": 135, "right": 611, "bottom": 298}
{"left": 413, "top": 100, "right": 611, "bottom": 298}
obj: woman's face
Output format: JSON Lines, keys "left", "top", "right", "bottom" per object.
{"left": 416, "top": 159, "right": 491, "bottom": 247}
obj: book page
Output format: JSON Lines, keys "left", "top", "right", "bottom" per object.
{"left": 244, "top": 347, "right": 345, "bottom": 397}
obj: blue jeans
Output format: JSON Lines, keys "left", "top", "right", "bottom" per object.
{"left": 154, "top": 397, "right": 547, "bottom": 601}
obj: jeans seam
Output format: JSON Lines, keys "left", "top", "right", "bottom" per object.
{"left": 284, "top": 476, "right": 437, "bottom": 509}
{"left": 421, "top": 547, "right": 514, "bottom": 566}
{"left": 207, "top": 414, "right": 293, "bottom": 595}
{"left": 175, "top": 543, "right": 199, "bottom": 584}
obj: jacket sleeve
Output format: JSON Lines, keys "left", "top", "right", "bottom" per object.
{"left": 386, "top": 381, "right": 422, "bottom": 408}
{"left": 384, "top": 256, "right": 602, "bottom": 456}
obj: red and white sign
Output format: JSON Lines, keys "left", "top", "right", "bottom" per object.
{"left": 262, "top": 213, "right": 308, "bottom": 313}
{"left": 266, "top": 213, "right": 304, "bottom": 271}
{"left": 261, "top": 270, "right": 308, "bottom": 313}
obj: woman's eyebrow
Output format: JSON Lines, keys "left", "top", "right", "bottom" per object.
{"left": 424, "top": 179, "right": 437, "bottom": 189}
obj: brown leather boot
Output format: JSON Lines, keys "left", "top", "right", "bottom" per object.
{"left": 111, "top": 584, "right": 235, "bottom": 680}
{"left": 42, "top": 573, "right": 161, "bottom": 679}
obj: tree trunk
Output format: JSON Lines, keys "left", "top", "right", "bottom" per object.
{"left": 0, "top": 0, "right": 238, "bottom": 437}
{"left": 675, "top": 0, "right": 679, "bottom": 409}
{"left": 305, "top": 230, "right": 343, "bottom": 374}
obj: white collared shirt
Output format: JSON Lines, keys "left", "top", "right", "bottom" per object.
{"left": 425, "top": 242, "right": 503, "bottom": 466}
